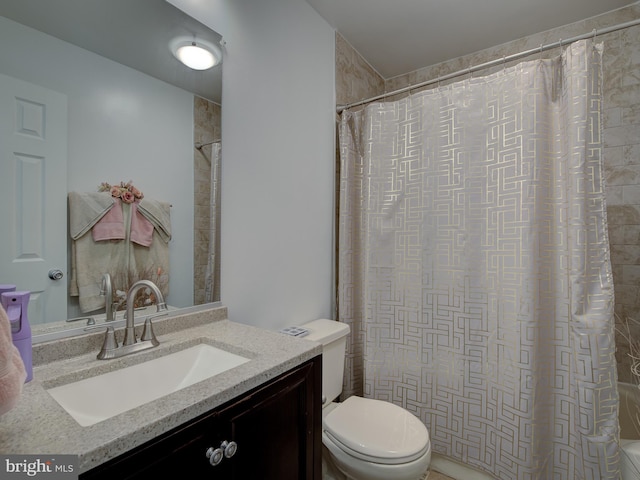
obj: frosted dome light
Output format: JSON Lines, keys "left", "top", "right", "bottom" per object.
{"left": 170, "top": 37, "right": 222, "bottom": 71}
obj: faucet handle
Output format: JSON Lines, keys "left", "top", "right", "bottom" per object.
{"left": 140, "top": 318, "right": 160, "bottom": 346}
{"left": 102, "top": 326, "right": 118, "bottom": 349}
{"left": 97, "top": 326, "right": 119, "bottom": 359}
{"left": 140, "top": 311, "right": 166, "bottom": 343}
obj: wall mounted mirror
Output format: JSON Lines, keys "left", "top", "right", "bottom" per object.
{"left": 0, "top": 0, "right": 222, "bottom": 341}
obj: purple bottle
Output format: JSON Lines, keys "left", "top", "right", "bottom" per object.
{"left": 0, "top": 285, "right": 16, "bottom": 295}
{"left": 1, "top": 291, "right": 32, "bottom": 383}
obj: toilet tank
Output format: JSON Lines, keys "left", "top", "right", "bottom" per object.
{"left": 302, "top": 319, "right": 350, "bottom": 406}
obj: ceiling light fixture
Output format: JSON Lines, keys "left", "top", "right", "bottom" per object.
{"left": 170, "top": 37, "right": 222, "bottom": 71}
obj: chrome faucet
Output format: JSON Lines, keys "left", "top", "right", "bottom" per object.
{"left": 97, "top": 279, "right": 169, "bottom": 360}
{"left": 99, "top": 273, "right": 115, "bottom": 322}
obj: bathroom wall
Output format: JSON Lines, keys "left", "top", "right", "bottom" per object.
{"left": 336, "top": 4, "right": 640, "bottom": 382}
{"left": 335, "top": 33, "right": 384, "bottom": 106}
{"left": 169, "top": 0, "right": 336, "bottom": 331}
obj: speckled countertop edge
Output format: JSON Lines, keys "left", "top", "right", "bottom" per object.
{"left": 0, "top": 307, "right": 322, "bottom": 474}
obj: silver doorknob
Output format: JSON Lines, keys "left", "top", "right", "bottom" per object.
{"left": 48, "top": 269, "right": 64, "bottom": 280}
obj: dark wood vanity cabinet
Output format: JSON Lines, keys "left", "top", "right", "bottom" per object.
{"left": 80, "top": 356, "right": 322, "bottom": 480}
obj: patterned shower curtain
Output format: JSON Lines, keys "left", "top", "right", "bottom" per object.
{"left": 337, "top": 40, "right": 618, "bottom": 479}
{"left": 205, "top": 142, "right": 221, "bottom": 303}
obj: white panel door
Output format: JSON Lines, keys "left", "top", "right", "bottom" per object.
{"left": 0, "top": 74, "right": 68, "bottom": 325}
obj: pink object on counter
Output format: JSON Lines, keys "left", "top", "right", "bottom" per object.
{"left": 0, "top": 300, "right": 27, "bottom": 415}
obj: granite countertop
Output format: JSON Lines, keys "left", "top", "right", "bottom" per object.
{"left": 0, "top": 306, "right": 322, "bottom": 474}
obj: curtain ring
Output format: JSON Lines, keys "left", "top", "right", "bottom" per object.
{"left": 592, "top": 28, "right": 598, "bottom": 41}
{"left": 502, "top": 55, "right": 506, "bottom": 72}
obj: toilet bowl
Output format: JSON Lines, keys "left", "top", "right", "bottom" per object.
{"left": 301, "top": 319, "right": 431, "bottom": 480}
{"left": 322, "top": 397, "right": 431, "bottom": 480}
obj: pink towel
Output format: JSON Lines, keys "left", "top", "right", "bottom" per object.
{"left": 92, "top": 198, "right": 125, "bottom": 242}
{"left": 130, "top": 202, "right": 154, "bottom": 247}
{"left": 0, "top": 305, "right": 26, "bottom": 416}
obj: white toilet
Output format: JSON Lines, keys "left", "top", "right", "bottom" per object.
{"left": 301, "top": 319, "right": 431, "bottom": 480}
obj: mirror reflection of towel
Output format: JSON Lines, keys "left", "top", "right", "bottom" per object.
{"left": 70, "top": 194, "right": 171, "bottom": 312}
{"left": 130, "top": 203, "right": 154, "bottom": 247}
{"left": 68, "top": 192, "right": 115, "bottom": 240}
{"left": 91, "top": 198, "right": 125, "bottom": 242}
{"left": 138, "top": 199, "right": 171, "bottom": 243}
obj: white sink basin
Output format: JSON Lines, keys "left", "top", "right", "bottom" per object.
{"left": 47, "top": 343, "right": 250, "bottom": 427}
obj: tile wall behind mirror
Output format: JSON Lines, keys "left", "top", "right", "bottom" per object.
{"left": 0, "top": 0, "right": 222, "bottom": 341}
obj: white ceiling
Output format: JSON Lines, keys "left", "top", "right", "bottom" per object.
{"left": 307, "top": 0, "right": 636, "bottom": 79}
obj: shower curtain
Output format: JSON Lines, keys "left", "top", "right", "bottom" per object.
{"left": 337, "top": 40, "right": 618, "bottom": 479}
{"left": 205, "top": 142, "right": 221, "bottom": 303}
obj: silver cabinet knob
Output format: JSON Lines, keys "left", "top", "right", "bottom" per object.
{"left": 222, "top": 440, "right": 237, "bottom": 458}
{"left": 206, "top": 440, "right": 237, "bottom": 466}
{"left": 48, "top": 269, "right": 64, "bottom": 280}
{"left": 206, "top": 446, "right": 224, "bottom": 466}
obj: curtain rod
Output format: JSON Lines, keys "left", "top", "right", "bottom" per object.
{"left": 337, "top": 18, "right": 640, "bottom": 113}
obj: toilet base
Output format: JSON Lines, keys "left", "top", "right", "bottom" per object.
{"left": 323, "top": 432, "right": 431, "bottom": 480}
{"left": 322, "top": 445, "right": 347, "bottom": 480}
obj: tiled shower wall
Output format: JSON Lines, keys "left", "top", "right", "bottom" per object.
{"left": 194, "top": 97, "right": 221, "bottom": 305}
{"left": 336, "top": 4, "right": 640, "bottom": 382}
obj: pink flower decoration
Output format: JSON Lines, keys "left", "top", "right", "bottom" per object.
{"left": 100, "top": 181, "right": 144, "bottom": 201}
{"left": 121, "top": 191, "right": 135, "bottom": 203}
{"left": 130, "top": 186, "right": 144, "bottom": 199}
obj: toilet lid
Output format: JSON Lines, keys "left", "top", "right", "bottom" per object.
{"left": 323, "top": 396, "right": 430, "bottom": 464}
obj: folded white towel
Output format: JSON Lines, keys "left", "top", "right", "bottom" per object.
{"left": 130, "top": 202, "right": 155, "bottom": 247}
{"left": 0, "top": 305, "right": 26, "bottom": 416}
{"left": 68, "top": 192, "right": 115, "bottom": 240}
{"left": 137, "top": 199, "right": 172, "bottom": 243}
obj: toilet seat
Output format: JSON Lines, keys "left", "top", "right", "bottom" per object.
{"left": 323, "top": 396, "right": 430, "bottom": 465}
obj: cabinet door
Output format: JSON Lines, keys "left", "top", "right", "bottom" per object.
{"left": 81, "top": 409, "right": 232, "bottom": 479}
{"left": 222, "top": 358, "right": 321, "bottom": 479}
